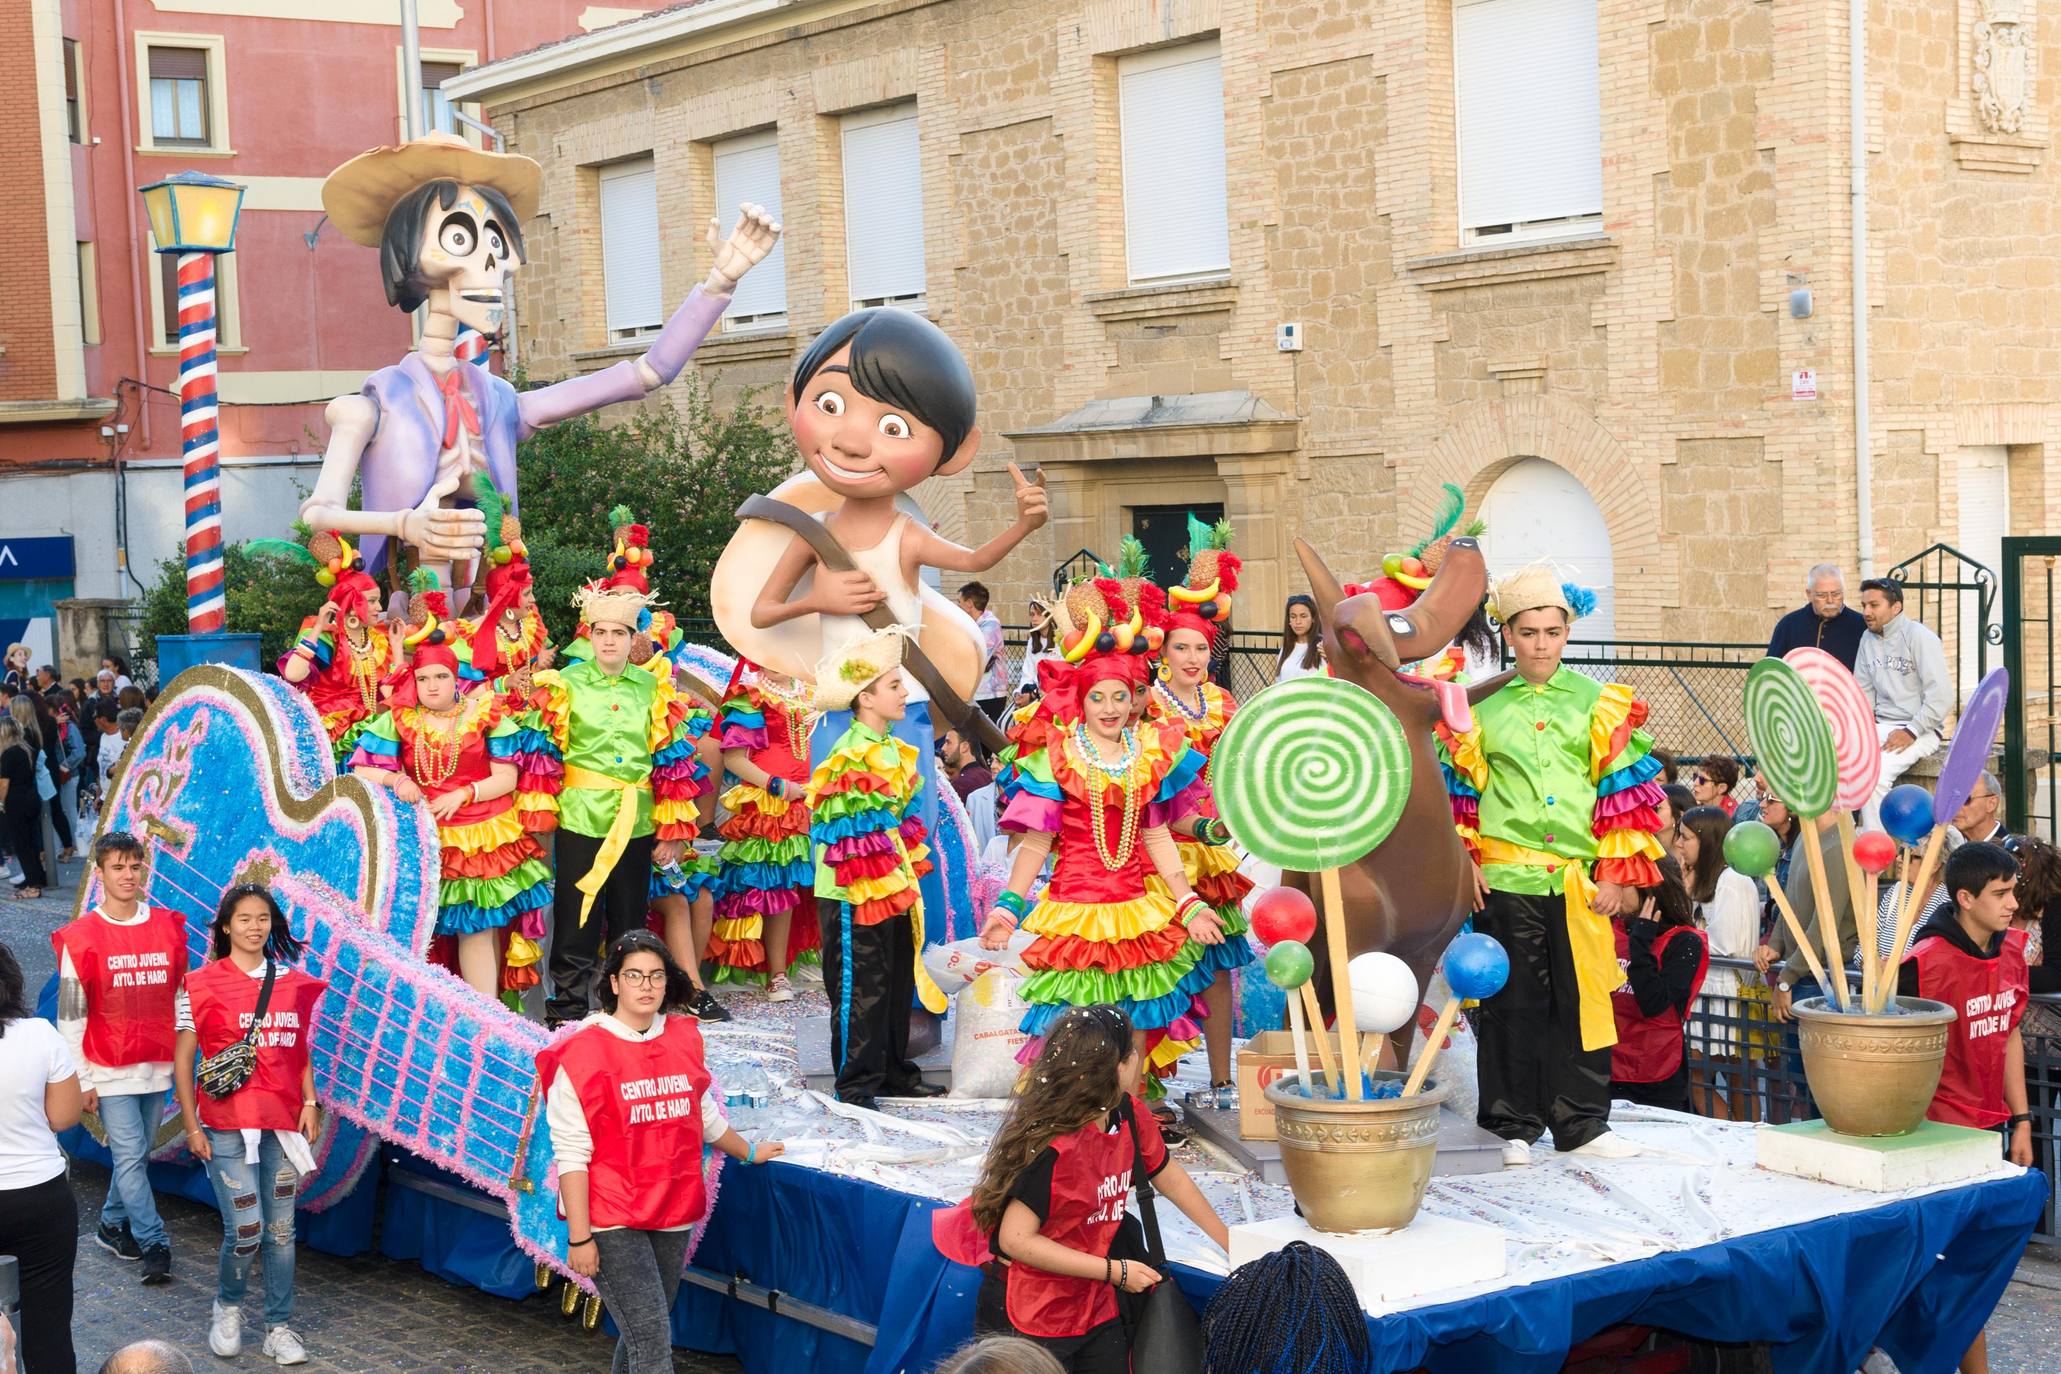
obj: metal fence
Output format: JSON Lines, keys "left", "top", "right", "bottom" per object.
{"left": 1679, "top": 956, "right": 2061, "bottom": 1245}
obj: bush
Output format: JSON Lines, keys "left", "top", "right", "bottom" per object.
{"left": 137, "top": 544, "right": 329, "bottom": 671}
{"left": 513, "top": 371, "right": 798, "bottom": 646}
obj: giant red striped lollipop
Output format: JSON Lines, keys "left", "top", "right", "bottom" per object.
{"left": 1782, "top": 647, "right": 1881, "bottom": 812}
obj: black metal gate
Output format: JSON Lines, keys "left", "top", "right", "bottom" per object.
{"left": 1888, "top": 542, "right": 2000, "bottom": 720}
{"left": 2002, "top": 536, "right": 2061, "bottom": 841}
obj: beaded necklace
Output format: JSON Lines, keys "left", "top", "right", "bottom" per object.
{"left": 496, "top": 609, "right": 543, "bottom": 666}
{"left": 1154, "top": 679, "right": 1211, "bottom": 723}
{"left": 341, "top": 623, "right": 379, "bottom": 713}
{"left": 408, "top": 701, "right": 473, "bottom": 789}
{"left": 758, "top": 675, "right": 817, "bottom": 757}
{"left": 1068, "top": 723, "right": 1144, "bottom": 871}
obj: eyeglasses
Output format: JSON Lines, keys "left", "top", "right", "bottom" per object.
{"left": 615, "top": 969, "right": 667, "bottom": 987}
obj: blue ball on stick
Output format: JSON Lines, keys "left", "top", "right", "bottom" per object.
{"left": 1879, "top": 784, "right": 1936, "bottom": 847}
{"left": 1444, "top": 932, "right": 1510, "bottom": 1002}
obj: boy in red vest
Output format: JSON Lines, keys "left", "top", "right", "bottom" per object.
{"left": 53, "top": 831, "right": 189, "bottom": 1284}
{"left": 1895, "top": 839, "right": 2033, "bottom": 1374}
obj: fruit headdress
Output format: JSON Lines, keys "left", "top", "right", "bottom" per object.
{"left": 1345, "top": 483, "right": 1484, "bottom": 610}
{"left": 1163, "top": 516, "right": 1238, "bottom": 646}
{"left": 248, "top": 526, "right": 380, "bottom": 628}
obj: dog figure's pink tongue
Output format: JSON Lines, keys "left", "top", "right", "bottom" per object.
{"left": 1400, "top": 672, "right": 1474, "bottom": 734}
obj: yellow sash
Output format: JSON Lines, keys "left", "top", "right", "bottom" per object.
{"left": 887, "top": 826, "right": 947, "bottom": 1016}
{"left": 1477, "top": 837, "right": 1625, "bottom": 1052}
{"left": 563, "top": 765, "right": 652, "bottom": 925}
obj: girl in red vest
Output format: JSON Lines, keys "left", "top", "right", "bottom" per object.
{"left": 538, "top": 931, "right": 785, "bottom": 1374}
{"left": 1608, "top": 858, "right": 1707, "bottom": 1113}
{"left": 173, "top": 885, "right": 328, "bottom": 1366}
{"left": 940, "top": 1005, "right": 1228, "bottom": 1373}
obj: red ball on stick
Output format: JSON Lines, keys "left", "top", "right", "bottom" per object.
{"left": 1852, "top": 829, "right": 1897, "bottom": 875}
{"left": 1249, "top": 885, "right": 1318, "bottom": 948}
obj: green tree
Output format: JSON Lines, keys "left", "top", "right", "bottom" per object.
{"left": 138, "top": 544, "right": 329, "bottom": 670}
{"left": 513, "top": 371, "right": 798, "bottom": 645}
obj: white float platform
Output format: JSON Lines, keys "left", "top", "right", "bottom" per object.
{"left": 1755, "top": 1119, "right": 2004, "bottom": 1192}
{"left": 796, "top": 1013, "right": 954, "bottom": 1093}
{"left": 1228, "top": 1212, "right": 1507, "bottom": 1309}
{"left": 1179, "top": 1095, "right": 1508, "bottom": 1187}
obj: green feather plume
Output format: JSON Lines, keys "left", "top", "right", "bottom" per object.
{"left": 246, "top": 537, "right": 316, "bottom": 566}
{"left": 475, "top": 473, "right": 507, "bottom": 555}
{"left": 1186, "top": 512, "right": 1213, "bottom": 561}
{"left": 1409, "top": 483, "right": 1468, "bottom": 558}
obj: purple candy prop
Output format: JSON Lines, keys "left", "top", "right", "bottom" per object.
{"left": 1933, "top": 668, "right": 2010, "bottom": 826}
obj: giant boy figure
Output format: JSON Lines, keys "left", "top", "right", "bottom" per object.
{"left": 307, "top": 133, "right": 779, "bottom": 584}
{"left": 713, "top": 308, "right": 1047, "bottom": 944}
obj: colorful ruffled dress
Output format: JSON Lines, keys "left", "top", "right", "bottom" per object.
{"left": 1001, "top": 718, "right": 1210, "bottom": 1072}
{"left": 706, "top": 678, "right": 820, "bottom": 984}
{"left": 284, "top": 619, "right": 392, "bottom": 760}
{"left": 346, "top": 696, "right": 555, "bottom": 991}
{"left": 1437, "top": 669, "right": 1667, "bottom": 1050}
{"left": 1145, "top": 680, "right": 1257, "bottom": 985}
{"left": 457, "top": 607, "right": 552, "bottom": 711}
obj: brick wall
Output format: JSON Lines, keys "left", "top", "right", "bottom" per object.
{"left": 0, "top": 0, "right": 57, "bottom": 403}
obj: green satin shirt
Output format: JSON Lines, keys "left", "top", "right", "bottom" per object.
{"left": 555, "top": 659, "right": 661, "bottom": 839}
{"left": 1474, "top": 668, "right": 1607, "bottom": 896}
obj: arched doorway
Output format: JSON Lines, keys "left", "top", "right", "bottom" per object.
{"left": 1478, "top": 458, "right": 1615, "bottom": 642}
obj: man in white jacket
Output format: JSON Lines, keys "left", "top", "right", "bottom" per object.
{"left": 1854, "top": 577, "right": 1952, "bottom": 830}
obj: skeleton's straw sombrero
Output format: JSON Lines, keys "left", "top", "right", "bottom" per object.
{"left": 321, "top": 132, "right": 542, "bottom": 248}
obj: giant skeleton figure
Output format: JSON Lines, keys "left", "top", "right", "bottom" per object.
{"left": 305, "top": 133, "right": 780, "bottom": 586}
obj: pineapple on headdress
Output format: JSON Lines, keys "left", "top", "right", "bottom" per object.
{"left": 1094, "top": 536, "right": 1166, "bottom": 656}
{"left": 1164, "top": 515, "right": 1240, "bottom": 630}
{"left": 603, "top": 504, "right": 654, "bottom": 594}
{"left": 1346, "top": 483, "right": 1484, "bottom": 611}
{"left": 249, "top": 524, "right": 380, "bottom": 625}
{"left": 399, "top": 568, "right": 458, "bottom": 654}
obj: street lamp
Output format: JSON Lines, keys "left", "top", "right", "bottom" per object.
{"left": 139, "top": 171, "right": 245, "bottom": 650}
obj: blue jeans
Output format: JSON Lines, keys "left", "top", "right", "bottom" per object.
{"left": 203, "top": 1128, "right": 299, "bottom": 1326}
{"left": 98, "top": 1088, "right": 170, "bottom": 1249}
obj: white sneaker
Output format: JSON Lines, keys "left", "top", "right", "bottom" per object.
{"left": 262, "top": 1325, "right": 309, "bottom": 1366}
{"left": 1500, "top": 1138, "right": 1532, "bottom": 1167}
{"left": 766, "top": 974, "right": 795, "bottom": 1004}
{"left": 1569, "top": 1130, "right": 1644, "bottom": 1159}
{"left": 208, "top": 1301, "right": 242, "bottom": 1357}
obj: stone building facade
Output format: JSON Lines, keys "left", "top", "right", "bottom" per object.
{"left": 448, "top": 0, "right": 2061, "bottom": 658}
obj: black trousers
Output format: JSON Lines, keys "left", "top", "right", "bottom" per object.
{"left": 5, "top": 806, "right": 46, "bottom": 888}
{"left": 1474, "top": 889, "right": 1611, "bottom": 1151}
{"left": 975, "top": 1268, "right": 1129, "bottom": 1374}
{"left": 818, "top": 898, "right": 918, "bottom": 1101}
{"left": 0, "top": 1170, "right": 78, "bottom": 1374}
{"left": 547, "top": 829, "right": 657, "bottom": 1024}
{"left": 1612, "top": 1060, "right": 1692, "bottom": 1114}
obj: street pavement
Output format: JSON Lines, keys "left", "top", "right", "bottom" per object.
{"left": 8, "top": 861, "right": 2061, "bottom": 1371}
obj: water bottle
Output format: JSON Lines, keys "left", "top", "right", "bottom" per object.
{"left": 661, "top": 859, "right": 689, "bottom": 887}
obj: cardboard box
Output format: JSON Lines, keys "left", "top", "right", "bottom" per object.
{"left": 1235, "top": 1031, "right": 1304, "bottom": 1140}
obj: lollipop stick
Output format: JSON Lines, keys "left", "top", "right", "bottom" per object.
{"left": 1319, "top": 868, "right": 1363, "bottom": 1101}
{"left": 1836, "top": 812, "right": 1876, "bottom": 1012}
{"left": 1403, "top": 998, "right": 1461, "bottom": 1097}
{"left": 1298, "top": 982, "right": 1342, "bottom": 1090}
{"left": 1862, "top": 870, "right": 1885, "bottom": 1013}
{"left": 1884, "top": 827, "right": 1949, "bottom": 987}
{"left": 1766, "top": 878, "right": 1834, "bottom": 1002}
{"left": 1799, "top": 820, "right": 1850, "bottom": 1010}
{"left": 1362, "top": 1033, "right": 1386, "bottom": 1077}
{"left": 1285, "top": 990, "right": 1316, "bottom": 1097}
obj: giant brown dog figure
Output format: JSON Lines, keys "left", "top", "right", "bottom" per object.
{"left": 1286, "top": 536, "right": 1494, "bottom": 1064}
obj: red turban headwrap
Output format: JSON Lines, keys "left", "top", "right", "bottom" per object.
{"left": 1035, "top": 652, "right": 1152, "bottom": 726}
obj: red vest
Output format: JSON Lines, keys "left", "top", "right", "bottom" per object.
{"left": 1001, "top": 1101, "right": 1168, "bottom": 1339}
{"left": 51, "top": 907, "right": 188, "bottom": 1069}
{"left": 1609, "top": 923, "right": 1709, "bottom": 1084}
{"left": 538, "top": 1017, "right": 713, "bottom": 1232}
{"left": 183, "top": 959, "right": 328, "bottom": 1131}
{"left": 1908, "top": 927, "right": 2028, "bottom": 1129}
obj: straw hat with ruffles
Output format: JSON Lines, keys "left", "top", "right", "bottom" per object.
{"left": 321, "top": 132, "right": 541, "bottom": 248}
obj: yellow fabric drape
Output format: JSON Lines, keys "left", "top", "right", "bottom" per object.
{"left": 562, "top": 764, "right": 653, "bottom": 925}
{"left": 1477, "top": 837, "right": 1624, "bottom": 1052}
{"left": 888, "top": 826, "right": 947, "bottom": 1015}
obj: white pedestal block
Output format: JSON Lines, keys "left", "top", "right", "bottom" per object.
{"left": 1227, "top": 1211, "right": 1506, "bottom": 1309}
{"left": 1754, "top": 1120, "right": 2003, "bottom": 1192}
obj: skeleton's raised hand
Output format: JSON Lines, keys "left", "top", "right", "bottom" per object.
{"left": 399, "top": 465, "right": 486, "bottom": 563}
{"left": 704, "top": 203, "right": 783, "bottom": 296}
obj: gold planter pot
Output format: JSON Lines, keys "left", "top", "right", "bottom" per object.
{"left": 1262, "top": 1071, "right": 1445, "bottom": 1234}
{"left": 1793, "top": 996, "right": 1954, "bottom": 1138}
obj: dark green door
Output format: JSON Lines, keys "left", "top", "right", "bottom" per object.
{"left": 1129, "top": 503, "right": 1223, "bottom": 587}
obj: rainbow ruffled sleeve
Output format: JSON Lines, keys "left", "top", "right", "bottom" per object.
{"left": 1000, "top": 747, "right": 1064, "bottom": 834}
{"left": 649, "top": 684, "right": 714, "bottom": 842}
{"left": 278, "top": 619, "right": 335, "bottom": 676}
{"left": 807, "top": 730, "right": 927, "bottom": 926}
{"left": 719, "top": 688, "right": 769, "bottom": 753}
{"left": 1435, "top": 721, "right": 1487, "bottom": 862}
{"left": 1147, "top": 728, "right": 1207, "bottom": 828}
{"left": 1590, "top": 684, "right": 1665, "bottom": 888}
{"left": 516, "top": 674, "right": 571, "bottom": 833}
{"left": 343, "top": 711, "right": 402, "bottom": 774}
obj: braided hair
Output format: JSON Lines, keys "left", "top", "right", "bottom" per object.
{"left": 969, "top": 1005, "right": 1134, "bottom": 1235}
{"left": 1201, "top": 1241, "right": 1369, "bottom": 1374}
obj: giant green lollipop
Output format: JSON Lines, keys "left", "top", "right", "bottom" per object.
{"left": 1744, "top": 657, "right": 1838, "bottom": 818}
{"left": 1213, "top": 676, "right": 1411, "bottom": 1100}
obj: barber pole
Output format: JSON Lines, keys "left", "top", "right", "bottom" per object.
{"left": 176, "top": 252, "right": 226, "bottom": 632}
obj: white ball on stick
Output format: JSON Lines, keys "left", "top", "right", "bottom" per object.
{"left": 1346, "top": 952, "right": 1419, "bottom": 1034}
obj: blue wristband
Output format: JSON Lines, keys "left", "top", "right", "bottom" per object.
{"left": 767, "top": 776, "right": 784, "bottom": 798}
{"left": 997, "top": 890, "right": 1030, "bottom": 919}
{"left": 746, "top": 1141, "right": 758, "bottom": 1164}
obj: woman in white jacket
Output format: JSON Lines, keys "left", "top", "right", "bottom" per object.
{"left": 1674, "top": 807, "right": 1760, "bottom": 1120}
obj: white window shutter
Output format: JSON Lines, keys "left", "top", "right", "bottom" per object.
{"left": 597, "top": 158, "right": 662, "bottom": 336}
{"left": 1454, "top": 0, "right": 1603, "bottom": 238}
{"left": 713, "top": 131, "right": 787, "bottom": 324}
{"left": 842, "top": 105, "right": 925, "bottom": 306}
{"left": 1119, "top": 41, "right": 1230, "bottom": 285}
